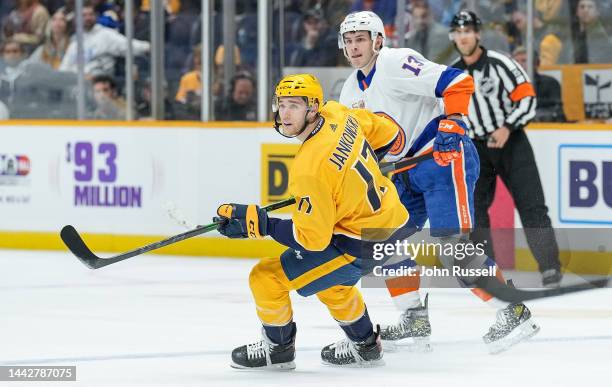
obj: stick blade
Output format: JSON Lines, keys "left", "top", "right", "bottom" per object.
{"left": 60, "top": 225, "right": 100, "bottom": 269}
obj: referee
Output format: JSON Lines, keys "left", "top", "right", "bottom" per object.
{"left": 448, "top": 11, "right": 562, "bottom": 287}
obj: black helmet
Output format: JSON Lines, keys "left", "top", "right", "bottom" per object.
{"left": 450, "top": 11, "right": 482, "bottom": 31}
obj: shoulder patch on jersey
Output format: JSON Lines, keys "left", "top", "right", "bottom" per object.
{"left": 388, "top": 129, "right": 406, "bottom": 156}
{"left": 297, "top": 196, "right": 313, "bottom": 215}
{"left": 374, "top": 112, "right": 405, "bottom": 156}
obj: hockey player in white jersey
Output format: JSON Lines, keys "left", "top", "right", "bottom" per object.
{"left": 338, "top": 11, "right": 540, "bottom": 354}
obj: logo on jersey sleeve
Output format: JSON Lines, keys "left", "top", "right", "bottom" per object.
{"left": 375, "top": 112, "right": 406, "bottom": 157}
{"left": 388, "top": 129, "right": 406, "bottom": 156}
{"left": 297, "top": 196, "right": 313, "bottom": 215}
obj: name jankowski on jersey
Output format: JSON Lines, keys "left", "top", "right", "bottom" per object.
{"left": 328, "top": 116, "right": 359, "bottom": 171}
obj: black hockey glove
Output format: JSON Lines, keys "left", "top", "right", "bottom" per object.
{"left": 214, "top": 203, "right": 268, "bottom": 239}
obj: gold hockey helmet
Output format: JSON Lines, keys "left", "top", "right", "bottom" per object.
{"left": 273, "top": 74, "right": 323, "bottom": 112}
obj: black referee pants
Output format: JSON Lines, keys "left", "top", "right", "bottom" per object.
{"left": 471, "top": 129, "right": 561, "bottom": 272}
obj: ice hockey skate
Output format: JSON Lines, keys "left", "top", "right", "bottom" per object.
{"left": 379, "top": 294, "right": 432, "bottom": 352}
{"left": 231, "top": 329, "right": 296, "bottom": 370}
{"left": 483, "top": 302, "right": 540, "bottom": 354}
{"left": 321, "top": 326, "right": 384, "bottom": 367}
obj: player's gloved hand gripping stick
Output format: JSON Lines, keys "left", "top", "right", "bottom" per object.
{"left": 433, "top": 118, "right": 468, "bottom": 167}
{"left": 60, "top": 197, "right": 296, "bottom": 270}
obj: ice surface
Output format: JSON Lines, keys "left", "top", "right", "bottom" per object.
{"left": 1, "top": 250, "right": 610, "bottom": 387}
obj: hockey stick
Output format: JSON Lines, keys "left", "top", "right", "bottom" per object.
{"left": 475, "top": 276, "right": 610, "bottom": 303}
{"left": 61, "top": 197, "right": 297, "bottom": 270}
{"left": 379, "top": 152, "right": 434, "bottom": 174}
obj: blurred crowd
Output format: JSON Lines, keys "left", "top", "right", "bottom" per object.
{"left": 0, "top": 0, "right": 611, "bottom": 120}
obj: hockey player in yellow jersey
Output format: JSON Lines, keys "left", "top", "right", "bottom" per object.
{"left": 214, "top": 74, "right": 416, "bottom": 370}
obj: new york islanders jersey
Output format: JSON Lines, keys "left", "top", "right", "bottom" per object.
{"left": 268, "top": 101, "right": 409, "bottom": 253}
{"left": 339, "top": 47, "right": 474, "bottom": 162}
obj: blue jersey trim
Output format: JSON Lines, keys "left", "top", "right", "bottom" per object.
{"left": 357, "top": 65, "right": 377, "bottom": 91}
{"left": 435, "top": 67, "right": 463, "bottom": 98}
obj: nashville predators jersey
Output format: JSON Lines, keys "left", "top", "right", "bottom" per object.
{"left": 287, "top": 100, "right": 409, "bottom": 252}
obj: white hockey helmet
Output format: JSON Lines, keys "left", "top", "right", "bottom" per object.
{"left": 338, "top": 11, "right": 386, "bottom": 51}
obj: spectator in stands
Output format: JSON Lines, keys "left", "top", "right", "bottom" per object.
{"left": 29, "top": 9, "right": 71, "bottom": 70}
{"left": 90, "top": 74, "right": 127, "bottom": 120}
{"left": 573, "top": 0, "right": 612, "bottom": 63}
{"left": 288, "top": 9, "right": 337, "bottom": 67}
{"left": 165, "top": 1, "right": 201, "bottom": 92}
{"left": 510, "top": 7, "right": 542, "bottom": 48}
{"left": 2, "top": 0, "right": 50, "bottom": 54}
{"left": 139, "top": 0, "right": 181, "bottom": 16}
{"left": 214, "top": 72, "right": 256, "bottom": 121}
{"left": 59, "top": 1, "right": 150, "bottom": 78}
{"left": 0, "top": 39, "right": 27, "bottom": 104}
{"left": 510, "top": 6, "right": 569, "bottom": 66}
{"left": 134, "top": 0, "right": 181, "bottom": 40}
{"left": 512, "top": 46, "right": 565, "bottom": 122}
{"left": 405, "top": 2, "right": 453, "bottom": 63}
{"left": 92, "top": 0, "right": 122, "bottom": 30}
{"left": 211, "top": 45, "right": 242, "bottom": 102}
{"left": 173, "top": 43, "right": 242, "bottom": 120}
{"left": 136, "top": 78, "right": 175, "bottom": 120}
{"left": 175, "top": 43, "right": 202, "bottom": 105}
{"left": 536, "top": 0, "right": 566, "bottom": 23}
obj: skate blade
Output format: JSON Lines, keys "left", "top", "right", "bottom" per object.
{"left": 382, "top": 336, "right": 432, "bottom": 353}
{"left": 486, "top": 318, "right": 541, "bottom": 355}
{"left": 230, "top": 361, "right": 296, "bottom": 371}
{"left": 321, "top": 358, "right": 385, "bottom": 368}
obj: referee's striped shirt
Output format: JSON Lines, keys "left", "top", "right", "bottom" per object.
{"left": 450, "top": 47, "right": 537, "bottom": 139}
